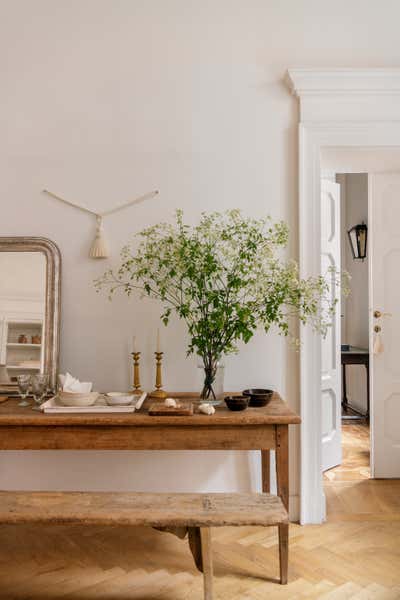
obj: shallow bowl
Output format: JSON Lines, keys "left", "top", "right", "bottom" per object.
{"left": 106, "top": 392, "right": 136, "bottom": 406}
{"left": 58, "top": 391, "right": 99, "bottom": 407}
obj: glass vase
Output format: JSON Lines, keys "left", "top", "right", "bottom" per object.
{"left": 198, "top": 358, "right": 224, "bottom": 402}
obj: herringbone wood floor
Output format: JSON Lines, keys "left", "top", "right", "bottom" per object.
{"left": 1, "top": 424, "right": 399, "bottom": 599}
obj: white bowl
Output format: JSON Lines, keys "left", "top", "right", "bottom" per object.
{"left": 105, "top": 392, "right": 136, "bottom": 406}
{"left": 58, "top": 391, "right": 99, "bottom": 407}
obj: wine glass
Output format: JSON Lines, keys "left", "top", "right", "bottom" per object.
{"left": 16, "top": 374, "right": 31, "bottom": 407}
{"left": 31, "top": 373, "right": 48, "bottom": 411}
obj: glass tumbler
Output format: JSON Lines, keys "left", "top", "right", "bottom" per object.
{"left": 31, "top": 373, "right": 48, "bottom": 411}
{"left": 16, "top": 374, "right": 31, "bottom": 407}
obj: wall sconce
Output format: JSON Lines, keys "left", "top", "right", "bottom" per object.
{"left": 348, "top": 221, "right": 368, "bottom": 261}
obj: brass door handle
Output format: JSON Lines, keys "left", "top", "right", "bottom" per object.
{"left": 374, "top": 325, "right": 381, "bottom": 333}
{"left": 374, "top": 310, "right": 392, "bottom": 319}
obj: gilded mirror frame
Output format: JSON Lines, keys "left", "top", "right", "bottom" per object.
{"left": 0, "top": 237, "right": 61, "bottom": 392}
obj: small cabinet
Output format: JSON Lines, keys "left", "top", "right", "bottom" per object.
{"left": 0, "top": 319, "right": 43, "bottom": 384}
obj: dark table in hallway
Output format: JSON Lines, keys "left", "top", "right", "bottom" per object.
{"left": 341, "top": 346, "right": 369, "bottom": 421}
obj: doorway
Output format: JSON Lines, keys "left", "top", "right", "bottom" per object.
{"left": 319, "top": 149, "right": 400, "bottom": 519}
{"left": 321, "top": 171, "right": 370, "bottom": 491}
{"left": 288, "top": 67, "right": 400, "bottom": 524}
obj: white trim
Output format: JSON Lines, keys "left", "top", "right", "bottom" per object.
{"left": 287, "top": 68, "right": 400, "bottom": 95}
{"left": 287, "top": 68, "right": 400, "bottom": 524}
{"left": 0, "top": 293, "right": 45, "bottom": 302}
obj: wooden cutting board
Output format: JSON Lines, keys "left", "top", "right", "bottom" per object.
{"left": 148, "top": 402, "right": 193, "bottom": 416}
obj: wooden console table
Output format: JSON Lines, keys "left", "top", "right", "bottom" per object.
{"left": 341, "top": 346, "right": 369, "bottom": 421}
{"left": 0, "top": 394, "right": 300, "bottom": 583}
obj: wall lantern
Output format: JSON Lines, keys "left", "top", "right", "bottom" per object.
{"left": 348, "top": 221, "right": 368, "bottom": 261}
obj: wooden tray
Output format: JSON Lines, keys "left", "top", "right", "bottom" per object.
{"left": 148, "top": 402, "right": 193, "bottom": 416}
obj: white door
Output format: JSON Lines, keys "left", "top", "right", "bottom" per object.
{"left": 321, "top": 180, "right": 342, "bottom": 472}
{"left": 369, "top": 173, "right": 400, "bottom": 478}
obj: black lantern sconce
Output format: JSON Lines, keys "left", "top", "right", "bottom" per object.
{"left": 348, "top": 221, "right": 368, "bottom": 261}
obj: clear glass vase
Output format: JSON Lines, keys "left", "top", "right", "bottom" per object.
{"left": 198, "top": 358, "right": 224, "bottom": 402}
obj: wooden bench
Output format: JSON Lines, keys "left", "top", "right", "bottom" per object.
{"left": 0, "top": 491, "right": 289, "bottom": 600}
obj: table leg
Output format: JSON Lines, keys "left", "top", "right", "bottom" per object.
{"left": 261, "top": 449, "right": 270, "bottom": 493}
{"left": 342, "top": 363, "right": 348, "bottom": 410}
{"left": 276, "top": 424, "right": 289, "bottom": 585}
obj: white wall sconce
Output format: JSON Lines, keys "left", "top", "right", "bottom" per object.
{"left": 42, "top": 188, "right": 159, "bottom": 259}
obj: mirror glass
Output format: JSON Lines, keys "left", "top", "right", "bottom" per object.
{"left": 0, "top": 252, "right": 47, "bottom": 386}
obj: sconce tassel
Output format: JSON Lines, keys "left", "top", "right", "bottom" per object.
{"left": 89, "top": 216, "right": 110, "bottom": 259}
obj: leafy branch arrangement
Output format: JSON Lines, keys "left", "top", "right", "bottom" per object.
{"left": 96, "top": 210, "right": 339, "bottom": 399}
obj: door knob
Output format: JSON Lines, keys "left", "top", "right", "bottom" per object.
{"left": 374, "top": 310, "right": 392, "bottom": 319}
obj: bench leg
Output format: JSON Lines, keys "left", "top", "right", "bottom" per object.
{"left": 188, "top": 527, "right": 203, "bottom": 572}
{"left": 200, "top": 527, "right": 213, "bottom": 600}
{"left": 278, "top": 523, "right": 288, "bottom": 584}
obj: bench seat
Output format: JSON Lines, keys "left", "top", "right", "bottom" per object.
{"left": 0, "top": 491, "right": 289, "bottom": 599}
{"left": 0, "top": 490, "right": 287, "bottom": 526}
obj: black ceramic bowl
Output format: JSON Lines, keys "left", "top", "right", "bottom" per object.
{"left": 224, "top": 396, "right": 249, "bottom": 411}
{"left": 242, "top": 388, "right": 273, "bottom": 407}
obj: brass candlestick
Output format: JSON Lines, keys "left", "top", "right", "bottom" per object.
{"left": 149, "top": 351, "right": 167, "bottom": 399}
{"left": 131, "top": 352, "right": 143, "bottom": 394}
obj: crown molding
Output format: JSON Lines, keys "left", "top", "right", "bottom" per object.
{"left": 287, "top": 68, "right": 400, "bottom": 96}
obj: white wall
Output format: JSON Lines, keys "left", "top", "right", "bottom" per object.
{"left": 0, "top": 252, "right": 46, "bottom": 318}
{"left": 322, "top": 148, "right": 400, "bottom": 174}
{"left": 2, "top": 0, "right": 400, "bottom": 517}
{"left": 0, "top": 252, "right": 46, "bottom": 301}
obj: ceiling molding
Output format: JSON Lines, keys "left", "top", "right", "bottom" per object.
{"left": 287, "top": 68, "right": 400, "bottom": 96}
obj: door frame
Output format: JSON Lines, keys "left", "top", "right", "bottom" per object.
{"left": 287, "top": 68, "right": 400, "bottom": 524}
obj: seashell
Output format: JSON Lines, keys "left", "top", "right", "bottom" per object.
{"left": 199, "top": 403, "right": 215, "bottom": 415}
{"left": 165, "top": 397, "right": 177, "bottom": 408}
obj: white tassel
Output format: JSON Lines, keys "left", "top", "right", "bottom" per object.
{"left": 89, "top": 216, "right": 110, "bottom": 259}
{"left": 373, "top": 333, "right": 384, "bottom": 355}
{"left": 43, "top": 189, "right": 159, "bottom": 260}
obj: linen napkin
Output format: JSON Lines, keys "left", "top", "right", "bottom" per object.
{"left": 58, "top": 372, "right": 93, "bottom": 393}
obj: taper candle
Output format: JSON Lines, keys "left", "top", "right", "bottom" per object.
{"left": 132, "top": 335, "right": 137, "bottom": 353}
{"left": 156, "top": 328, "right": 161, "bottom": 352}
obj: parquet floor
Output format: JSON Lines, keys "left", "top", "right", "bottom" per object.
{"left": 324, "top": 423, "right": 370, "bottom": 483}
{"left": 1, "top": 424, "right": 399, "bottom": 599}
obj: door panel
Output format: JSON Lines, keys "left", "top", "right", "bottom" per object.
{"left": 321, "top": 180, "right": 342, "bottom": 472}
{"left": 370, "top": 174, "right": 400, "bottom": 477}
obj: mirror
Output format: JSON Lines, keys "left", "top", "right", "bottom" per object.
{"left": 0, "top": 238, "right": 61, "bottom": 393}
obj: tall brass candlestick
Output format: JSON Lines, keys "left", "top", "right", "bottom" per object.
{"left": 149, "top": 351, "right": 167, "bottom": 399}
{"left": 131, "top": 352, "right": 143, "bottom": 394}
